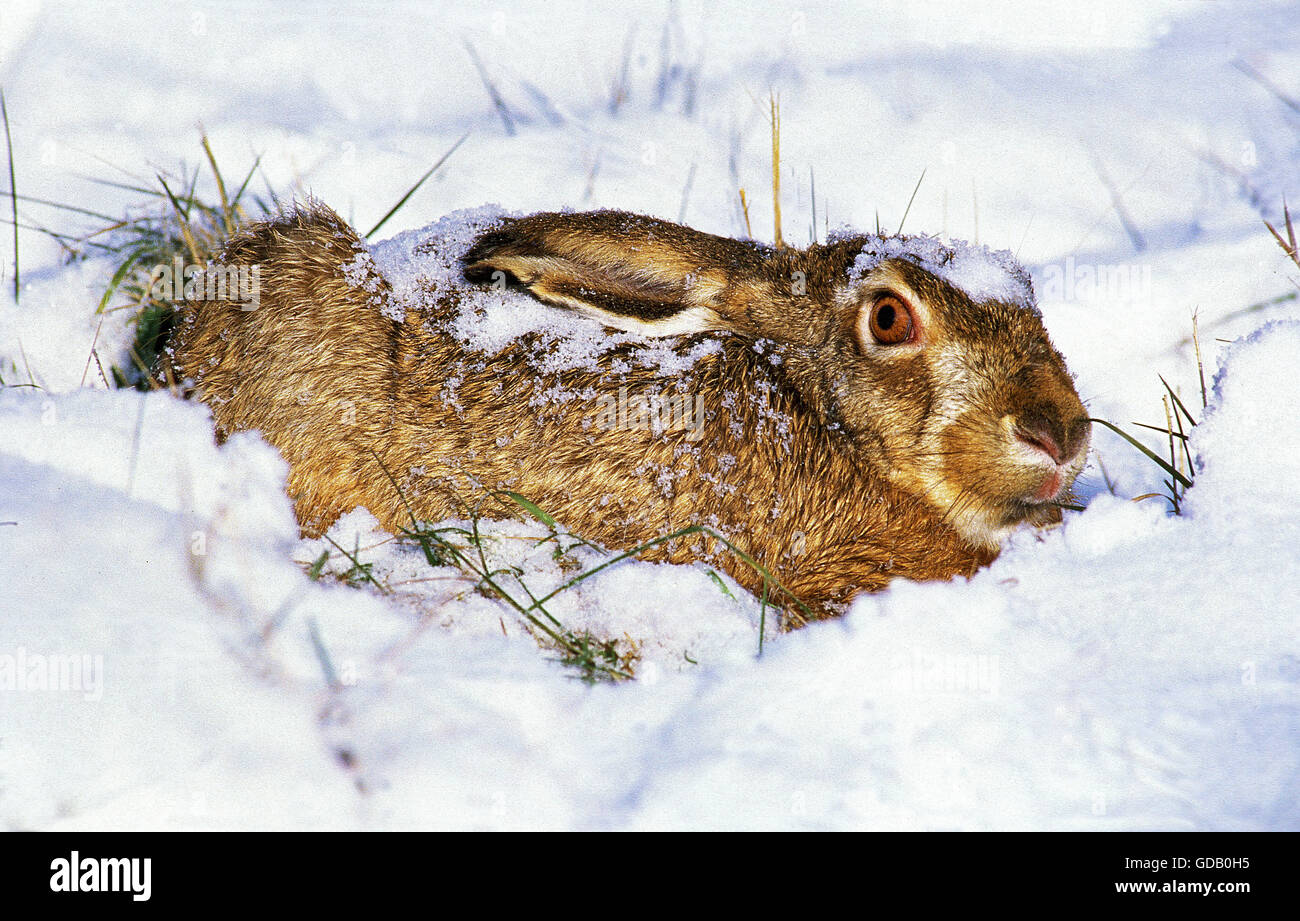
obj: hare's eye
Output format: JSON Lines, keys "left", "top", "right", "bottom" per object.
{"left": 868, "top": 295, "right": 914, "bottom": 345}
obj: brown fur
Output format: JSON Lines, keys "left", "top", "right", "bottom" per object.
{"left": 165, "top": 202, "right": 1089, "bottom": 621}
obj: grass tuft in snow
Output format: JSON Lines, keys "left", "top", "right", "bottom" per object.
{"left": 320, "top": 534, "right": 386, "bottom": 593}
{"left": 363, "top": 448, "right": 812, "bottom": 679}
{"left": 1090, "top": 327, "right": 1203, "bottom": 513}
{"left": 74, "top": 136, "right": 271, "bottom": 389}
{"left": 1096, "top": 196, "right": 1298, "bottom": 516}
{"left": 77, "top": 131, "right": 468, "bottom": 389}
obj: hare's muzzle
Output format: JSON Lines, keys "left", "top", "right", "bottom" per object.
{"left": 1005, "top": 405, "right": 1091, "bottom": 505}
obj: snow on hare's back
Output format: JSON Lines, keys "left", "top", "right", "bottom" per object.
{"left": 165, "top": 202, "right": 1089, "bottom": 619}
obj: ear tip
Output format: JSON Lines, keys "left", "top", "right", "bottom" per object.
{"left": 461, "top": 223, "right": 546, "bottom": 267}
{"left": 461, "top": 259, "right": 497, "bottom": 283}
{"left": 459, "top": 229, "right": 510, "bottom": 265}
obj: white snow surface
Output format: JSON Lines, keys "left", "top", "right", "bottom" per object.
{"left": 1, "top": 0, "right": 1299, "bottom": 830}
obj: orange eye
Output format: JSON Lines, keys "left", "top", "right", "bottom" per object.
{"left": 868, "top": 294, "right": 914, "bottom": 345}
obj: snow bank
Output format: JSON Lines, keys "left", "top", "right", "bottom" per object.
{"left": 3, "top": 322, "right": 1296, "bottom": 830}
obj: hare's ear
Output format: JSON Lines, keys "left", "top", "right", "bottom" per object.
{"left": 462, "top": 211, "right": 765, "bottom": 336}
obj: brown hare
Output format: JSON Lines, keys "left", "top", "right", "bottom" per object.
{"left": 164, "top": 202, "right": 1090, "bottom": 620}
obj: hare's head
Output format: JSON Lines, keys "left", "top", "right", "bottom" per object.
{"left": 463, "top": 212, "right": 1089, "bottom": 548}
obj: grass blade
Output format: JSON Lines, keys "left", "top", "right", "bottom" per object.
{"left": 96, "top": 250, "right": 143, "bottom": 315}
{"left": 770, "top": 91, "right": 783, "bottom": 248}
{"left": 1090, "top": 417, "right": 1193, "bottom": 489}
{"left": 897, "top": 167, "right": 926, "bottom": 235}
{"left": 1158, "top": 374, "right": 1197, "bottom": 427}
{"left": 499, "top": 490, "right": 558, "bottom": 528}
{"left": 1130, "top": 420, "right": 1187, "bottom": 441}
{"left": 2, "top": 89, "right": 17, "bottom": 302}
{"left": 200, "top": 132, "right": 233, "bottom": 235}
{"left": 0, "top": 190, "right": 118, "bottom": 223}
{"left": 156, "top": 174, "right": 200, "bottom": 263}
{"left": 365, "top": 131, "right": 470, "bottom": 239}
{"left": 230, "top": 152, "right": 263, "bottom": 211}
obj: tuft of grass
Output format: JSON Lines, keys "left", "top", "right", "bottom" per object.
{"left": 1091, "top": 352, "right": 1201, "bottom": 514}
{"left": 558, "top": 632, "right": 639, "bottom": 682}
{"left": 66, "top": 136, "right": 268, "bottom": 390}
{"left": 1110, "top": 201, "right": 1300, "bottom": 511}
{"left": 320, "top": 533, "right": 387, "bottom": 592}
{"left": 67, "top": 132, "right": 463, "bottom": 390}
{"left": 366, "top": 448, "right": 808, "bottom": 681}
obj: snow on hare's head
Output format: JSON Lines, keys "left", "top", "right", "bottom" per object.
{"left": 463, "top": 211, "right": 1089, "bottom": 547}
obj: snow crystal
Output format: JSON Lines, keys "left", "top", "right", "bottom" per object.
{"left": 340, "top": 248, "right": 389, "bottom": 316}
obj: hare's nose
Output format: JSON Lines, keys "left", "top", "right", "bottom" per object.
{"left": 1014, "top": 411, "right": 1088, "bottom": 466}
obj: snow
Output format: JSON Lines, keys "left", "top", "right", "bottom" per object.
{"left": 2, "top": 1, "right": 1299, "bottom": 830}
{"left": 367, "top": 206, "right": 728, "bottom": 378}
{"left": 848, "top": 232, "right": 1037, "bottom": 309}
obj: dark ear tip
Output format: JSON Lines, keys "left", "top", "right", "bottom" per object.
{"left": 462, "top": 260, "right": 500, "bottom": 284}
{"left": 460, "top": 232, "right": 507, "bottom": 267}
{"left": 460, "top": 221, "right": 541, "bottom": 264}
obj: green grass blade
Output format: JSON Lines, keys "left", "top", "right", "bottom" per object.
{"left": 365, "top": 131, "right": 470, "bottom": 239}
{"left": 322, "top": 533, "right": 387, "bottom": 593}
{"left": 523, "top": 523, "right": 813, "bottom": 625}
{"left": 230, "top": 153, "right": 263, "bottom": 211}
{"left": 1158, "top": 374, "right": 1198, "bottom": 428}
{"left": 1130, "top": 420, "right": 1188, "bottom": 441}
{"left": 706, "top": 569, "right": 736, "bottom": 600}
{"left": 499, "top": 490, "right": 558, "bottom": 528}
{"left": 0, "top": 190, "right": 118, "bottom": 223}
{"left": 1090, "top": 417, "right": 1193, "bottom": 489}
{"left": 200, "top": 133, "right": 233, "bottom": 234}
{"left": 97, "top": 251, "right": 143, "bottom": 315}
{"left": 81, "top": 175, "right": 163, "bottom": 197}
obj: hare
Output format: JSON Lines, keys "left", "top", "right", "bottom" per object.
{"left": 164, "top": 202, "right": 1089, "bottom": 620}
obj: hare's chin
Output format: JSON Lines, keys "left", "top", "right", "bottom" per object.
{"left": 1030, "top": 469, "right": 1065, "bottom": 504}
{"left": 951, "top": 500, "right": 1063, "bottom": 550}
